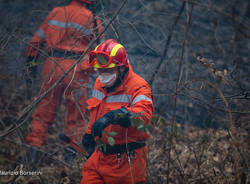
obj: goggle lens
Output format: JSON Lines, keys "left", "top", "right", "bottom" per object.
{"left": 89, "top": 51, "right": 116, "bottom": 68}
{"left": 96, "top": 54, "right": 109, "bottom": 65}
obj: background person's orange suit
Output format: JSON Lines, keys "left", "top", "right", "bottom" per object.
{"left": 26, "top": 0, "right": 103, "bottom": 146}
{"left": 81, "top": 64, "right": 154, "bottom": 184}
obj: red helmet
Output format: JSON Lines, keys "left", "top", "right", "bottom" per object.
{"left": 77, "top": 0, "right": 92, "bottom": 4}
{"left": 89, "top": 39, "right": 129, "bottom": 69}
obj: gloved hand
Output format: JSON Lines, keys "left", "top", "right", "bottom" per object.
{"left": 111, "top": 106, "right": 131, "bottom": 128}
{"left": 28, "top": 147, "right": 39, "bottom": 164}
{"left": 64, "top": 147, "right": 76, "bottom": 163}
{"left": 82, "top": 133, "right": 96, "bottom": 157}
{"left": 25, "top": 56, "right": 38, "bottom": 88}
{"left": 91, "top": 107, "right": 131, "bottom": 137}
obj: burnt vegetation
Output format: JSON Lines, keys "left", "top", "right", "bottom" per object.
{"left": 0, "top": 0, "right": 249, "bottom": 183}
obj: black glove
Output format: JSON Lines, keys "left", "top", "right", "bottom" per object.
{"left": 64, "top": 147, "right": 76, "bottom": 163}
{"left": 82, "top": 133, "right": 96, "bottom": 157}
{"left": 91, "top": 107, "right": 131, "bottom": 137}
{"left": 25, "top": 56, "right": 38, "bottom": 88}
{"left": 28, "top": 147, "right": 39, "bottom": 164}
{"left": 111, "top": 106, "right": 131, "bottom": 128}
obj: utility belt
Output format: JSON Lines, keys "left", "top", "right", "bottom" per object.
{"left": 49, "top": 50, "right": 82, "bottom": 59}
{"left": 98, "top": 142, "right": 146, "bottom": 155}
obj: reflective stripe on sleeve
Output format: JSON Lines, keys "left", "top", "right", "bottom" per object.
{"left": 48, "top": 20, "right": 92, "bottom": 35}
{"left": 106, "top": 95, "right": 131, "bottom": 103}
{"left": 131, "top": 95, "right": 152, "bottom": 106}
{"left": 92, "top": 90, "right": 105, "bottom": 100}
{"left": 36, "top": 28, "right": 45, "bottom": 39}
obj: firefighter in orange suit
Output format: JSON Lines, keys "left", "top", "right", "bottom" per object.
{"left": 81, "top": 39, "right": 154, "bottom": 184}
{"left": 25, "top": 0, "right": 104, "bottom": 162}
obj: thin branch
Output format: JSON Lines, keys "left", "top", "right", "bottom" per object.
{"left": 111, "top": 22, "right": 122, "bottom": 44}
{"left": 126, "top": 21, "right": 158, "bottom": 54}
{"left": 167, "top": 3, "right": 194, "bottom": 184}
{"left": 0, "top": 0, "right": 129, "bottom": 139}
{"left": 149, "top": 2, "right": 186, "bottom": 86}
{"left": 183, "top": 0, "right": 250, "bottom": 31}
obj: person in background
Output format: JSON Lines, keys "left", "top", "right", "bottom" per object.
{"left": 81, "top": 39, "right": 154, "bottom": 184}
{"left": 25, "top": 0, "right": 104, "bottom": 163}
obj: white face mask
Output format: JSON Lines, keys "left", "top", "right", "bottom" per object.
{"left": 99, "top": 72, "right": 117, "bottom": 86}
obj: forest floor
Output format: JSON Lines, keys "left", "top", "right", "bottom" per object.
{"left": 0, "top": 67, "right": 249, "bottom": 184}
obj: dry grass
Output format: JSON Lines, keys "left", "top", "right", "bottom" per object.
{"left": 147, "top": 118, "right": 249, "bottom": 184}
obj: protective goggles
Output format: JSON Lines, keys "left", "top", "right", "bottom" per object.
{"left": 88, "top": 51, "right": 116, "bottom": 68}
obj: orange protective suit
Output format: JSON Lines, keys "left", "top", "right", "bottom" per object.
{"left": 81, "top": 64, "right": 154, "bottom": 184}
{"left": 26, "top": 0, "right": 103, "bottom": 146}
